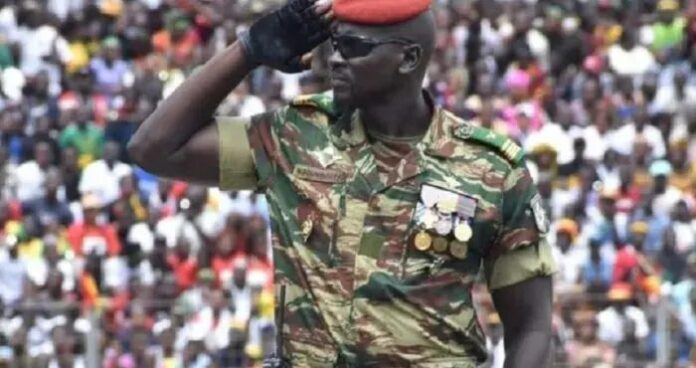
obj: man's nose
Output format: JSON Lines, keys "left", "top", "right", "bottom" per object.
{"left": 328, "top": 48, "right": 346, "bottom": 68}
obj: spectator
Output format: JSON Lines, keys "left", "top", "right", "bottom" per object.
{"left": 566, "top": 311, "right": 616, "bottom": 366}
{"left": 21, "top": 168, "right": 72, "bottom": 232}
{"left": 79, "top": 140, "right": 132, "bottom": 207}
{"left": 596, "top": 284, "right": 650, "bottom": 347}
{"left": 12, "top": 141, "right": 54, "bottom": 202}
{"left": 66, "top": 194, "right": 121, "bottom": 258}
{"left": 90, "top": 36, "right": 130, "bottom": 96}
{"left": 0, "top": 235, "right": 26, "bottom": 307}
{"left": 59, "top": 104, "right": 104, "bottom": 170}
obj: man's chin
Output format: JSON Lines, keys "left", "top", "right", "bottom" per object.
{"left": 332, "top": 92, "right": 354, "bottom": 115}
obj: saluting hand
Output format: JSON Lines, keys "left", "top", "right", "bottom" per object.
{"left": 239, "top": 0, "right": 333, "bottom": 73}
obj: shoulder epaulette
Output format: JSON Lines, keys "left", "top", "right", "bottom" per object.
{"left": 453, "top": 123, "right": 525, "bottom": 165}
{"left": 290, "top": 93, "right": 336, "bottom": 117}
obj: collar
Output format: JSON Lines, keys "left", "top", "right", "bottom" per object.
{"left": 329, "top": 93, "right": 459, "bottom": 159}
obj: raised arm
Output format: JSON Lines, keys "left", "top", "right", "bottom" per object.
{"left": 127, "top": 42, "right": 252, "bottom": 186}
{"left": 127, "top": 0, "right": 331, "bottom": 187}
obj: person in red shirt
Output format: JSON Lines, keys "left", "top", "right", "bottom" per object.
{"left": 613, "top": 222, "right": 658, "bottom": 295}
{"left": 211, "top": 229, "right": 238, "bottom": 287}
{"left": 166, "top": 236, "right": 197, "bottom": 292}
{"left": 67, "top": 194, "right": 121, "bottom": 257}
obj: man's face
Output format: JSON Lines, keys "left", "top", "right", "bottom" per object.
{"left": 329, "top": 22, "right": 413, "bottom": 111}
{"left": 34, "top": 144, "right": 53, "bottom": 167}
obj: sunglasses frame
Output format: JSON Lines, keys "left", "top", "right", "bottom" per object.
{"left": 330, "top": 34, "right": 416, "bottom": 59}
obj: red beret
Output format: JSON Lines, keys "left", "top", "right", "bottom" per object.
{"left": 333, "top": 0, "right": 432, "bottom": 25}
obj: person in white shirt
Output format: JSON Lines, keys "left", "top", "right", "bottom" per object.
{"left": 79, "top": 141, "right": 132, "bottom": 207}
{"left": 610, "top": 104, "right": 666, "bottom": 159}
{"left": 13, "top": 2, "right": 71, "bottom": 96}
{"left": 156, "top": 186, "right": 223, "bottom": 255}
{"left": 185, "top": 289, "right": 234, "bottom": 352}
{"left": 650, "top": 160, "right": 685, "bottom": 217}
{"left": 596, "top": 287, "right": 649, "bottom": 346}
{"left": 13, "top": 141, "right": 55, "bottom": 202}
{"left": 607, "top": 28, "right": 656, "bottom": 77}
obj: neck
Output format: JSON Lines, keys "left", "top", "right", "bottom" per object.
{"left": 360, "top": 88, "right": 431, "bottom": 138}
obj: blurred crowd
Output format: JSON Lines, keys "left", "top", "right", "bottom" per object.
{"left": 1, "top": 0, "right": 696, "bottom": 367}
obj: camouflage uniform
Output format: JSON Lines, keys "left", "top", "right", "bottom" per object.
{"left": 217, "top": 94, "right": 556, "bottom": 367}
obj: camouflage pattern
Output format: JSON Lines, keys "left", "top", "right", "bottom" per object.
{"left": 217, "top": 94, "right": 556, "bottom": 367}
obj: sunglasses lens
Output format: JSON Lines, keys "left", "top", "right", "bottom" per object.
{"left": 333, "top": 36, "right": 374, "bottom": 59}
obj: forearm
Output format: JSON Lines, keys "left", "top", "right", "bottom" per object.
{"left": 503, "top": 329, "right": 553, "bottom": 368}
{"left": 128, "top": 41, "right": 254, "bottom": 165}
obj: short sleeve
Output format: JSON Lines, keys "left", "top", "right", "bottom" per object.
{"left": 484, "top": 164, "right": 556, "bottom": 290}
{"left": 216, "top": 110, "right": 283, "bottom": 191}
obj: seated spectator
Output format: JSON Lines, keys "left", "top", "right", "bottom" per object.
{"left": 167, "top": 237, "right": 197, "bottom": 292}
{"left": 565, "top": 310, "right": 616, "bottom": 366}
{"left": 21, "top": 168, "right": 72, "bottom": 233}
{"left": 551, "top": 218, "right": 586, "bottom": 294}
{"left": 0, "top": 236, "right": 26, "bottom": 307}
{"left": 12, "top": 141, "right": 55, "bottom": 202}
{"left": 678, "top": 288, "right": 696, "bottom": 364}
{"left": 156, "top": 185, "right": 223, "bottom": 257}
{"left": 596, "top": 284, "right": 650, "bottom": 347}
{"left": 582, "top": 240, "right": 613, "bottom": 294}
{"left": 58, "top": 104, "right": 104, "bottom": 169}
{"left": 67, "top": 194, "right": 121, "bottom": 257}
{"left": 79, "top": 141, "right": 132, "bottom": 207}
{"left": 90, "top": 37, "right": 130, "bottom": 96}
{"left": 658, "top": 228, "right": 688, "bottom": 284}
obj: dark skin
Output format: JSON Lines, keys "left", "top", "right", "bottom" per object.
{"left": 128, "top": 5, "right": 552, "bottom": 367}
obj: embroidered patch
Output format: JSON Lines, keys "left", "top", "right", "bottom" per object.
{"left": 530, "top": 194, "right": 549, "bottom": 234}
{"left": 293, "top": 164, "right": 350, "bottom": 184}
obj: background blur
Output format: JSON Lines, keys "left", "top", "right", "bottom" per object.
{"left": 1, "top": 0, "right": 696, "bottom": 367}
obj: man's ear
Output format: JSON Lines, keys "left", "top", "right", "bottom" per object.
{"left": 399, "top": 44, "right": 423, "bottom": 74}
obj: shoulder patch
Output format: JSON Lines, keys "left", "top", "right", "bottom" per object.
{"left": 453, "top": 123, "right": 524, "bottom": 165}
{"left": 290, "top": 94, "right": 336, "bottom": 117}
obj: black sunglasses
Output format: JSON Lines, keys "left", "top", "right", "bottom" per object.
{"left": 330, "top": 34, "right": 415, "bottom": 59}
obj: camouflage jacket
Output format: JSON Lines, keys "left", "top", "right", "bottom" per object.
{"left": 217, "top": 94, "right": 556, "bottom": 367}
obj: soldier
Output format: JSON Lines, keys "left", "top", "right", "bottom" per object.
{"left": 128, "top": 0, "right": 556, "bottom": 366}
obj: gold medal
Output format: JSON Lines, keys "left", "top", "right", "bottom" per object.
{"left": 414, "top": 231, "right": 433, "bottom": 251}
{"left": 450, "top": 241, "right": 469, "bottom": 260}
{"left": 454, "top": 221, "right": 473, "bottom": 242}
{"left": 433, "top": 237, "right": 449, "bottom": 253}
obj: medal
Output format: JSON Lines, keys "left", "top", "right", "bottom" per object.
{"left": 414, "top": 231, "right": 433, "bottom": 251}
{"left": 435, "top": 216, "right": 453, "bottom": 236}
{"left": 433, "top": 237, "right": 449, "bottom": 253}
{"left": 454, "top": 221, "right": 473, "bottom": 242}
{"left": 422, "top": 209, "right": 438, "bottom": 229}
{"left": 450, "top": 241, "right": 469, "bottom": 260}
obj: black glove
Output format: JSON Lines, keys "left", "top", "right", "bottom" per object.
{"left": 240, "top": 0, "right": 331, "bottom": 73}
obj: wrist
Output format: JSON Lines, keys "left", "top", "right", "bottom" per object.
{"left": 237, "top": 33, "right": 261, "bottom": 71}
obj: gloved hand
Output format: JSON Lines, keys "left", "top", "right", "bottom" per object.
{"left": 240, "top": 0, "right": 332, "bottom": 73}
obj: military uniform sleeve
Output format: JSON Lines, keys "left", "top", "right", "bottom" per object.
{"left": 484, "top": 164, "right": 556, "bottom": 290}
{"left": 216, "top": 109, "right": 285, "bottom": 191}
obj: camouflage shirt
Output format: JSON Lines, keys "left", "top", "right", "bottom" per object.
{"left": 217, "top": 94, "right": 556, "bottom": 367}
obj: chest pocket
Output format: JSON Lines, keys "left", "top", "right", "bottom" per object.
{"left": 291, "top": 164, "right": 350, "bottom": 263}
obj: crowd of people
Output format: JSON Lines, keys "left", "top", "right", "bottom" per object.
{"left": 1, "top": 0, "right": 696, "bottom": 366}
